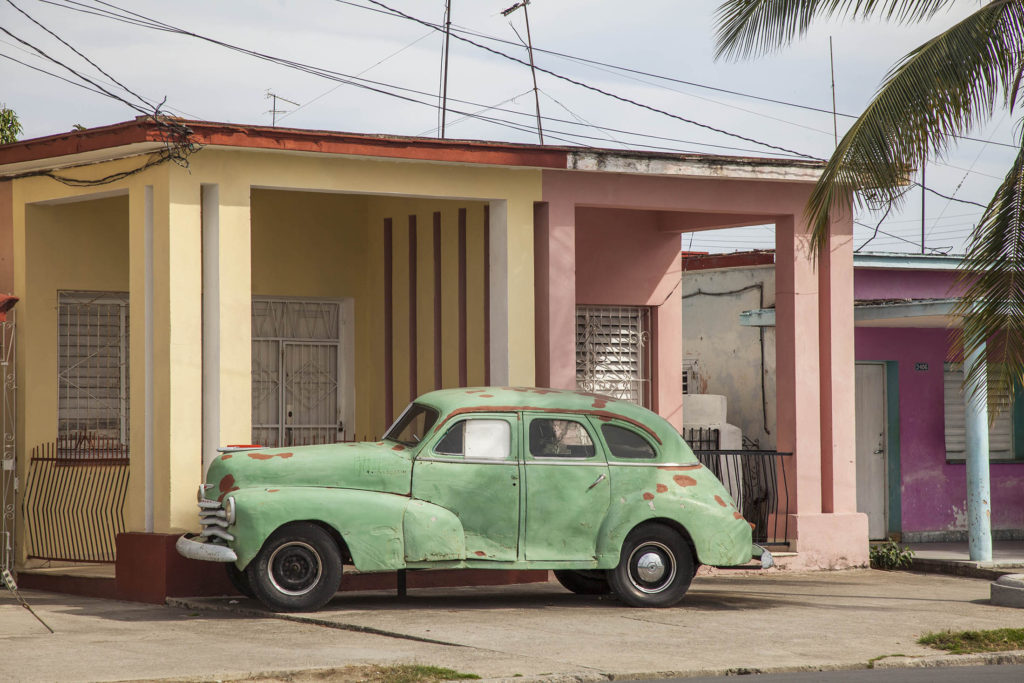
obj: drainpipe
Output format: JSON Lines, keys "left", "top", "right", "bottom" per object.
{"left": 964, "top": 341, "right": 992, "bottom": 562}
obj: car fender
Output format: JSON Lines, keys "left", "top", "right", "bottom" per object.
{"left": 596, "top": 465, "right": 753, "bottom": 567}
{"left": 228, "top": 487, "right": 414, "bottom": 572}
{"left": 402, "top": 498, "right": 466, "bottom": 562}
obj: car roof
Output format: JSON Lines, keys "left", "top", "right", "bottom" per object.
{"left": 414, "top": 387, "right": 677, "bottom": 445}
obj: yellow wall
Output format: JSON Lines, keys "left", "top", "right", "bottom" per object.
{"left": 11, "top": 146, "right": 541, "bottom": 542}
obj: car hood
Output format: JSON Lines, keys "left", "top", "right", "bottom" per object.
{"left": 204, "top": 441, "right": 413, "bottom": 499}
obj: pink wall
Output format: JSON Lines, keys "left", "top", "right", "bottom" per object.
{"left": 854, "top": 268, "right": 962, "bottom": 300}
{"left": 855, "top": 327, "right": 1024, "bottom": 534}
{"left": 574, "top": 207, "right": 683, "bottom": 426}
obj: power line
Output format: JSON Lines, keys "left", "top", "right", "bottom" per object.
{"left": 332, "top": 0, "right": 1019, "bottom": 152}
{"left": 355, "top": 0, "right": 818, "bottom": 159}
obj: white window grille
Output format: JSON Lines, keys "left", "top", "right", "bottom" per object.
{"left": 575, "top": 305, "right": 652, "bottom": 408}
{"left": 252, "top": 298, "right": 347, "bottom": 446}
{"left": 943, "top": 362, "right": 1013, "bottom": 460}
{"left": 57, "top": 291, "right": 130, "bottom": 446}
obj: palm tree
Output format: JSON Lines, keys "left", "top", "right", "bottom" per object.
{"left": 715, "top": 0, "right": 1024, "bottom": 412}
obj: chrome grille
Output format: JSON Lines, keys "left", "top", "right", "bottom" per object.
{"left": 197, "top": 487, "right": 234, "bottom": 542}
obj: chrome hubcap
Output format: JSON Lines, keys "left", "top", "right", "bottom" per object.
{"left": 268, "top": 541, "right": 323, "bottom": 596}
{"left": 636, "top": 551, "right": 666, "bottom": 582}
{"left": 627, "top": 541, "right": 677, "bottom": 594}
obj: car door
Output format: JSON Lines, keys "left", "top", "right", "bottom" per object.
{"left": 411, "top": 414, "right": 521, "bottom": 561}
{"left": 522, "top": 414, "right": 610, "bottom": 561}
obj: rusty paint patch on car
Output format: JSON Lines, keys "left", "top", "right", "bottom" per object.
{"left": 673, "top": 475, "right": 697, "bottom": 487}
{"left": 217, "top": 474, "right": 239, "bottom": 502}
{"left": 656, "top": 483, "right": 668, "bottom": 493}
{"left": 248, "top": 452, "right": 294, "bottom": 461}
{"left": 715, "top": 495, "right": 727, "bottom": 507}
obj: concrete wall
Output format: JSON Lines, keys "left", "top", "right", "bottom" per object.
{"left": 680, "top": 264, "right": 777, "bottom": 450}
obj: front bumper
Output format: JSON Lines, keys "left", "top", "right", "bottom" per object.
{"left": 752, "top": 544, "right": 775, "bottom": 569}
{"left": 176, "top": 533, "right": 238, "bottom": 563}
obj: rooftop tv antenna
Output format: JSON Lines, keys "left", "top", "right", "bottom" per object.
{"left": 502, "top": 0, "right": 544, "bottom": 144}
{"left": 265, "top": 90, "right": 299, "bottom": 127}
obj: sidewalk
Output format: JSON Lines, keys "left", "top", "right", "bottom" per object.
{"left": 909, "top": 541, "right": 1024, "bottom": 579}
{"left": 3, "top": 568, "right": 1024, "bottom": 682}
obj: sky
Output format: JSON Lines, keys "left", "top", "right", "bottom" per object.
{"left": 1, "top": 0, "right": 1018, "bottom": 255}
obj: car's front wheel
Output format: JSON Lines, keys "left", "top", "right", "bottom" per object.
{"left": 608, "top": 523, "right": 694, "bottom": 608}
{"left": 247, "top": 522, "right": 342, "bottom": 612}
{"left": 554, "top": 569, "right": 612, "bottom": 595}
{"left": 226, "top": 562, "right": 255, "bottom": 599}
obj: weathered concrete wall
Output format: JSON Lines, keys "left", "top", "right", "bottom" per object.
{"left": 680, "top": 264, "right": 776, "bottom": 450}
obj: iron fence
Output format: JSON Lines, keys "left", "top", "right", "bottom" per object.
{"left": 684, "top": 428, "right": 790, "bottom": 545}
{"left": 22, "top": 439, "right": 129, "bottom": 563}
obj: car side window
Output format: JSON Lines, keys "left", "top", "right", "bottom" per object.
{"left": 529, "top": 419, "right": 595, "bottom": 458}
{"left": 434, "top": 419, "right": 511, "bottom": 460}
{"left": 601, "top": 423, "right": 657, "bottom": 459}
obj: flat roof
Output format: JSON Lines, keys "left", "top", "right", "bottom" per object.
{"left": 0, "top": 117, "right": 825, "bottom": 182}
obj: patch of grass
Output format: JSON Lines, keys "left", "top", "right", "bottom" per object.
{"left": 366, "top": 664, "right": 480, "bottom": 683}
{"left": 919, "top": 628, "right": 1024, "bottom": 655}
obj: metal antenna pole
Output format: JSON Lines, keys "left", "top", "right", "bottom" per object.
{"left": 522, "top": 2, "right": 544, "bottom": 144}
{"left": 265, "top": 91, "right": 299, "bottom": 127}
{"left": 829, "top": 37, "right": 837, "bottom": 148}
{"left": 440, "top": 0, "right": 452, "bottom": 138}
{"left": 921, "top": 160, "right": 926, "bottom": 254}
{"left": 503, "top": 1, "right": 544, "bottom": 144}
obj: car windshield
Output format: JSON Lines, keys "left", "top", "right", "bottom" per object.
{"left": 383, "top": 403, "right": 439, "bottom": 447}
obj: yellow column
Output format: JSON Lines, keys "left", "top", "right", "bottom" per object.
{"left": 201, "top": 182, "right": 252, "bottom": 473}
{"left": 153, "top": 173, "right": 204, "bottom": 532}
{"left": 127, "top": 180, "right": 153, "bottom": 533}
{"left": 489, "top": 196, "right": 536, "bottom": 386}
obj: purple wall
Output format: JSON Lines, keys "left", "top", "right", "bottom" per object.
{"left": 854, "top": 268, "right": 963, "bottom": 301}
{"left": 856, "top": 327, "right": 1024, "bottom": 534}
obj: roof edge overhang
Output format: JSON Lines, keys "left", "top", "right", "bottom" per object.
{"left": 0, "top": 117, "right": 826, "bottom": 181}
{"left": 739, "top": 298, "right": 961, "bottom": 329}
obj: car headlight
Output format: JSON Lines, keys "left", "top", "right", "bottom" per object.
{"left": 223, "top": 496, "right": 236, "bottom": 525}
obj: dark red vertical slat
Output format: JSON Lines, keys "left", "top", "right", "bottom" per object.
{"left": 483, "top": 205, "right": 491, "bottom": 386}
{"left": 433, "top": 211, "right": 442, "bottom": 390}
{"left": 383, "top": 218, "right": 394, "bottom": 427}
{"left": 408, "top": 215, "right": 418, "bottom": 402}
{"left": 458, "top": 208, "right": 468, "bottom": 387}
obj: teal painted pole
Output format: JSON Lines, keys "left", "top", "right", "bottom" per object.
{"left": 964, "top": 342, "right": 992, "bottom": 562}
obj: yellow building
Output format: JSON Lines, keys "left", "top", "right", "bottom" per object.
{"left": 0, "top": 118, "right": 865, "bottom": 601}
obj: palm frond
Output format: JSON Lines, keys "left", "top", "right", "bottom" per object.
{"left": 954, "top": 127, "right": 1024, "bottom": 419}
{"left": 804, "top": 1, "right": 1024, "bottom": 253}
{"left": 715, "top": 0, "right": 958, "bottom": 61}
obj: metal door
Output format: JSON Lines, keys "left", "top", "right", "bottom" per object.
{"left": 252, "top": 299, "right": 348, "bottom": 447}
{"left": 855, "top": 363, "right": 887, "bottom": 539}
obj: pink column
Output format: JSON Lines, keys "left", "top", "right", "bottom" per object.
{"left": 818, "top": 213, "right": 857, "bottom": 513}
{"left": 775, "top": 215, "right": 822, "bottom": 520}
{"left": 533, "top": 200, "right": 576, "bottom": 389}
{"left": 652, "top": 278, "right": 683, "bottom": 431}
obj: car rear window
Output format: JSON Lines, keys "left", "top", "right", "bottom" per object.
{"left": 601, "top": 424, "right": 657, "bottom": 459}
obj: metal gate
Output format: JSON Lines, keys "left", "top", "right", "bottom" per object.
{"left": 575, "top": 305, "right": 652, "bottom": 407}
{"left": 252, "top": 299, "right": 348, "bottom": 446}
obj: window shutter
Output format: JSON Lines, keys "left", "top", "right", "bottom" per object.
{"left": 944, "top": 363, "right": 1012, "bottom": 459}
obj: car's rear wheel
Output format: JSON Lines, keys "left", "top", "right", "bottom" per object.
{"left": 247, "top": 522, "right": 342, "bottom": 612}
{"left": 554, "top": 569, "right": 612, "bottom": 595}
{"left": 608, "top": 523, "right": 694, "bottom": 608}
{"left": 225, "top": 562, "right": 255, "bottom": 598}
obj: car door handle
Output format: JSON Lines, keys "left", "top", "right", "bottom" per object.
{"left": 587, "top": 474, "right": 606, "bottom": 491}
{"left": 873, "top": 449, "right": 884, "bottom": 454}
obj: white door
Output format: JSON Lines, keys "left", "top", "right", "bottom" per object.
{"left": 855, "top": 363, "right": 888, "bottom": 540}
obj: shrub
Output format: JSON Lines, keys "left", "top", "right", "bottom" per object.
{"left": 869, "top": 539, "right": 914, "bottom": 570}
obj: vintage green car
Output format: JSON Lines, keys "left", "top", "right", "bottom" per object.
{"left": 177, "top": 387, "right": 772, "bottom": 611}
